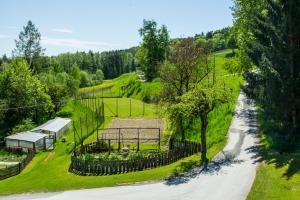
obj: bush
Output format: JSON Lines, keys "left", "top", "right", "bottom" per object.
{"left": 11, "top": 119, "right": 35, "bottom": 134}
{"left": 56, "top": 110, "right": 73, "bottom": 118}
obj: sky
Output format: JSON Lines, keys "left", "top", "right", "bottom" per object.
{"left": 0, "top": 0, "right": 234, "bottom": 56}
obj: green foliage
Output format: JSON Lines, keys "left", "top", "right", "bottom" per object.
{"left": 55, "top": 49, "right": 136, "bottom": 80}
{"left": 0, "top": 149, "right": 26, "bottom": 162}
{"left": 95, "top": 69, "right": 104, "bottom": 84}
{"left": 224, "top": 56, "right": 242, "bottom": 74}
{"left": 0, "top": 58, "right": 53, "bottom": 131}
{"left": 233, "top": 0, "right": 300, "bottom": 137}
{"left": 13, "top": 20, "right": 44, "bottom": 72}
{"left": 80, "top": 70, "right": 92, "bottom": 87}
{"left": 138, "top": 19, "right": 170, "bottom": 80}
{"left": 11, "top": 119, "right": 35, "bottom": 134}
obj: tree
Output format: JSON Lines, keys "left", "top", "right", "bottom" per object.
{"left": 138, "top": 19, "right": 169, "bottom": 81}
{"left": 0, "top": 58, "right": 52, "bottom": 129}
{"left": 13, "top": 20, "right": 44, "bottom": 72}
{"left": 96, "top": 69, "right": 104, "bottom": 84}
{"left": 160, "top": 38, "right": 212, "bottom": 140}
{"left": 233, "top": 0, "right": 300, "bottom": 142}
{"left": 170, "top": 84, "right": 230, "bottom": 166}
{"left": 80, "top": 71, "right": 92, "bottom": 87}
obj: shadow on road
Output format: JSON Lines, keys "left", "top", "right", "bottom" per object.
{"left": 164, "top": 158, "right": 244, "bottom": 186}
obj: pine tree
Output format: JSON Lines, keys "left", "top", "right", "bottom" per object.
{"left": 13, "top": 20, "right": 44, "bottom": 72}
{"left": 237, "top": 0, "right": 300, "bottom": 139}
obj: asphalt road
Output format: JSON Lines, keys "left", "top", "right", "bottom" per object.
{"left": 1, "top": 91, "right": 259, "bottom": 200}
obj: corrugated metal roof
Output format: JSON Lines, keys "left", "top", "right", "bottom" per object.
{"left": 32, "top": 117, "right": 71, "bottom": 133}
{"left": 5, "top": 131, "right": 47, "bottom": 142}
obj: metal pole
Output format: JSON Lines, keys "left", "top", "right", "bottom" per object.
{"left": 80, "top": 118, "right": 83, "bottom": 147}
{"left": 73, "top": 121, "right": 76, "bottom": 147}
{"left": 96, "top": 108, "right": 99, "bottom": 142}
{"left": 130, "top": 99, "right": 132, "bottom": 116}
{"left": 86, "top": 114, "right": 88, "bottom": 137}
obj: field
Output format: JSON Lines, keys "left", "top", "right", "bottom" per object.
{"left": 102, "top": 118, "right": 164, "bottom": 145}
{"left": 0, "top": 49, "right": 243, "bottom": 195}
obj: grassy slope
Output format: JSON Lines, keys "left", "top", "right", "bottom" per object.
{"left": 247, "top": 107, "right": 300, "bottom": 200}
{"left": 0, "top": 49, "right": 243, "bottom": 195}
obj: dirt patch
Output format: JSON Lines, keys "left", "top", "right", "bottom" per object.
{"left": 44, "top": 152, "right": 55, "bottom": 163}
{"left": 102, "top": 118, "right": 164, "bottom": 144}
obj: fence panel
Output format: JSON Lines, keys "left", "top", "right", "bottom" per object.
{"left": 0, "top": 148, "right": 34, "bottom": 180}
{"left": 70, "top": 138, "right": 201, "bottom": 176}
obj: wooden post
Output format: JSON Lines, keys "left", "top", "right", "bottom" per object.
{"left": 108, "top": 139, "right": 111, "bottom": 155}
{"left": 137, "top": 128, "right": 140, "bottom": 152}
{"left": 143, "top": 102, "right": 145, "bottom": 116}
{"left": 118, "top": 128, "right": 121, "bottom": 152}
{"left": 158, "top": 128, "right": 161, "bottom": 150}
{"left": 43, "top": 137, "right": 46, "bottom": 150}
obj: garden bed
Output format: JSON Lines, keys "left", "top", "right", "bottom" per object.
{"left": 0, "top": 149, "right": 27, "bottom": 162}
{"left": 70, "top": 138, "right": 201, "bottom": 176}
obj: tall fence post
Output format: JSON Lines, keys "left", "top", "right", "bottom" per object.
{"left": 137, "top": 128, "right": 140, "bottom": 152}
{"left": 86, "top": 114, "right": 88, "bottom": 139}
{"left": 118, "top": 128, "right": 121, "bottom": 152}
{"left": 108, "top": 139, "right": 111, "bottom": 155}
{"left": 116, "top": 98, "right": 118, "bottom": 117}
{"left": 129, "top": 99, "right": 132, "bottom": 116}
{"left": 158, "top": 128, "right": 161, "bottom": 150}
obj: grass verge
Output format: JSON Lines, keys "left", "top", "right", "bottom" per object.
{"left": 247, "top": 107, "right": 300, "bottom": 200}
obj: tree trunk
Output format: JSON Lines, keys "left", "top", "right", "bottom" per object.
{"left": 200, "top": 114, "right": 208, "bottom": 167}
{"left": 179, "top": 115, "right": 185, "bottom": 141}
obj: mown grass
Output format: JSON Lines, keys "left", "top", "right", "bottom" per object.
{"left": 247, "top": 107, "right": 300, "bottom": 200}
{"left": 79, "top": 80, "right": 115, "bottom": 93}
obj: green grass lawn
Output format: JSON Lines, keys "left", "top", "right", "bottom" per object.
{"left": 81, "top": 97, "right": 159, "bottom": 118}
{"left": 247, "top": 107, "right": 300, "bottom": 200}
{"left": 247, "top": 154, "right": 300, "bottom": 200}
{"left": 0, "top": 49, "right": 243, "bottom": 195}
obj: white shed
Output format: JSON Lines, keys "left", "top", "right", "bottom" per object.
{"left": 5, "top": 131, "right": 47, "bottom": 151}
{"left": 31, "top": 117, "right": 72, "bottom": 141}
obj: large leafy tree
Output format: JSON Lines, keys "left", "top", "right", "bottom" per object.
{"left": 0, "top": 59, "right": 52, "bottom": 130}
{"left": 138, "top": 20, "right": 169, "bottom": 81}
{"left": 13, "top": 20, "right": 44, "bottom": 72}
{"left": 169, "top": 84, "right": 230, "bottom": 165}
{"left": 161, "top": 38, "right": 211, "bottom": 140}
{"left": 233, "top": 0, "right": 300, "bottom": 141}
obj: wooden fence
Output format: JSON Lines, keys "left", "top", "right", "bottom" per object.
{"left": 0, "top": 148, "right": 35, "bottom": 180}
{"left": 70, "top": 139, "right": 201, "bottom": 176}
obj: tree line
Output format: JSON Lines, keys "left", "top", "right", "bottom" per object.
{"left": 233, "top": 0, "right": 300, "bottom": 149}
{"left": 0, "top": 21, "right": 137, "bottom": 137}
